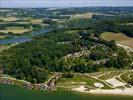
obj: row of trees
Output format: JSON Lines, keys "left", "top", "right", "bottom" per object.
{"left": 67, "top": 14, "right": 133, "bottom": 37}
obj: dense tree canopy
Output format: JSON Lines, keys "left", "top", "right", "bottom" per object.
{"left": 0, "top": 8, "right": 133, "bottom": 83}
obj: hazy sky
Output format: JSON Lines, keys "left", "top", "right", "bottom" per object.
{"left": 0, "top": 0, "right": 133, "bottom": 8}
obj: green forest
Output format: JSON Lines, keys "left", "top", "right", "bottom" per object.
{"left": 0, "top": 8, "right": 133, "bottom": 84}
{"left": 0, "top": 28, "right": 132, "bottom": 83}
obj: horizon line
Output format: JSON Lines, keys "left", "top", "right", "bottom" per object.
{"left": 1, "top": 6, "right": 133, "bottom": 9}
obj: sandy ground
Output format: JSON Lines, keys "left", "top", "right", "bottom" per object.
{"left": 94, "top": 83, "right": 104, "bottom": 88}
{"left": 72, "top": 85, "right": 86, "bottom": 91}
{"left": 105, "top": 77, "right": 126, "bottom": 88}
{"left": 2, "top": 76, "right": 31, "bottom": 84}
{"left": 72, "top": 85, "right": 133, "bottom": 96}
{"left": 89, "top": 87, "right": 133, "bottom": 96}
{"left": 117, "top": 43, "right": 133, "bottom": 52}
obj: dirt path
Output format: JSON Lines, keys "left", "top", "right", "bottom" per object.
{"left": 116, "top": 43, "right": 133, "bottom": 53}
{"left": 85, "top": 74, "right": 114, "bottom": 88}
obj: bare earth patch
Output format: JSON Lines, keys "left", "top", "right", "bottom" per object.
{"left": 70, "top": 12, "right": 93, "bottom": 19}
{"left": 89, "top": 87, "right": 133, "bottom": 96}
{"left": 118, "top": 40, "right": 133, "bottom": 48}
{"left": 94, "top": 83, "right": 104, "bottom": 88}
{"left": 105, "top": 77, "right": 126, "bottom": 88}
{"left": 72, "top": 85, "right": 133, "bottom": 96}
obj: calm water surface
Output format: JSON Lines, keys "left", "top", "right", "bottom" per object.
{"left": 0, "top": 84, "right": 133, "bottom": 100}
{"left": 0, "top": 29, "right": 51, "bottom": 45}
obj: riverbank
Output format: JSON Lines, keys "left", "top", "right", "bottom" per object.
{"left": 0, "top": 28, "right": 52, "bottom": 45}
{"left": 1, "top": 70, "right": 133, "bottom": 96}
{"left": 1, "top": 83, "right": 133, "bottom": 100}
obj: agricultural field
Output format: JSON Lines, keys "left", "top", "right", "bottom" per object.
{"left": 0, "top": 16, "right": 46, "bottom": 38}
{"left": 0, "top": 17, "right": 43, "bottom": 24}
{"left": 52, "top": 19, "right": 66, "bottom": 24}
{"left": 0, "top": 26, "right": 30, "bottom": 34}
{"left": 0, "top": 35, "right": 6, "bottom": 39}
{"left": 70, "top": 12, "right": 93, "bottom": 19}
{"left": 0, "top": 17, "right": 19, "bottom": 22}
{"left": 0, "top": 22, "right": 29, "bottom": 24}
{"left": 100, "top": 32, "right": 133, "bottom": 48}
{"left": 30, "top": 19, "right": 43, "bottom": 24}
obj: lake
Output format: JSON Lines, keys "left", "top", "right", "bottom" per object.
{"left": 0, "top": 84, "right": 133, "bottom": 100}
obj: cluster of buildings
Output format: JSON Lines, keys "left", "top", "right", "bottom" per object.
{"left": 65, "top": 50, "right": 90, "bottom": 59}
{"left": 0, "top": 68, "right": 62, "bottom": 91}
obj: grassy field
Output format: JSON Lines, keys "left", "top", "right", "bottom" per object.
{"left": 57, "top": 74, "right": 111, "bottom": 89}
{"left": 0, "top": 22, "right": 29, "bottom": 24}
{"left": 0, "top": 17, "right": 43, "bottom": 24}
{"left": 100, "top": 32, "right": 133, "bottom": 48}
{"left": 57, "top": 70, "right": 132, "bottom": 90}
{"left": 0, "top": 29, "right": 29, "bottom": 34}
{"left": 70, "top": 12, "right": 93, "bottom": 19}
{"left": 0, "top": 17, "right": 19, "bottom": 22}
{"left": 65, "top": 30, "right": 80, "bottom": 34}
{"left": 52, "top": 19, "right": 66, "bottom": 23}
{"left": 0, "top": 35, "right": 6, "bottom": 39}
{"left": 0, "top": 26, "right": 30, "bottom": 34}
{"left": 0, "top": 17, "right": 45, "bottom": 35}
{"left": 120, "top": 72, "right": 133, "bottom": 82}
{"left": 30, "top": 19, "right": 43, "bottom": 24}
{"left": 98, "top": 71, "right": 122, "bottom": 80}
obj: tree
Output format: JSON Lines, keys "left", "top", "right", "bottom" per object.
{"left": 90, "top": 50, "right": 107, "bottom": 60}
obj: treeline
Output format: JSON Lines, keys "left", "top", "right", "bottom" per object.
{"left": 0, "top": 23, "right": 43, "bottom": 31}
{"left": 43, "top": 19, "right": 56, "bottom": 25}
{"left": 67, "top": 15, "right": 133, "bottom": 37}
{"left": 94, "top": 20, "right": 133, "bottom": 37}
{"left": 92, "top": 15, "right": 133, "bottom": 23}
{"left": 0, "top": 23, "right": 31, "bottom": 29}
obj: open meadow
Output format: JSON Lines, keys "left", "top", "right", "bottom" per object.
{"left": 100, "top": 32, "right": 133, "bottom": 48}
{"left": 0, "top": 26, "right": 30, "bottom": 34}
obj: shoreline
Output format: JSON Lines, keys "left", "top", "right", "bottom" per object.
{"left": 1, "top": 82, "right": 133, "bottom": 97}
{"left": 72, "top": 85, "right": 133, "bottom": 96}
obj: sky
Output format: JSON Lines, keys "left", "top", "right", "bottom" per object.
{"left": 0, "top": 0, "right": 133, "bottom": 8}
